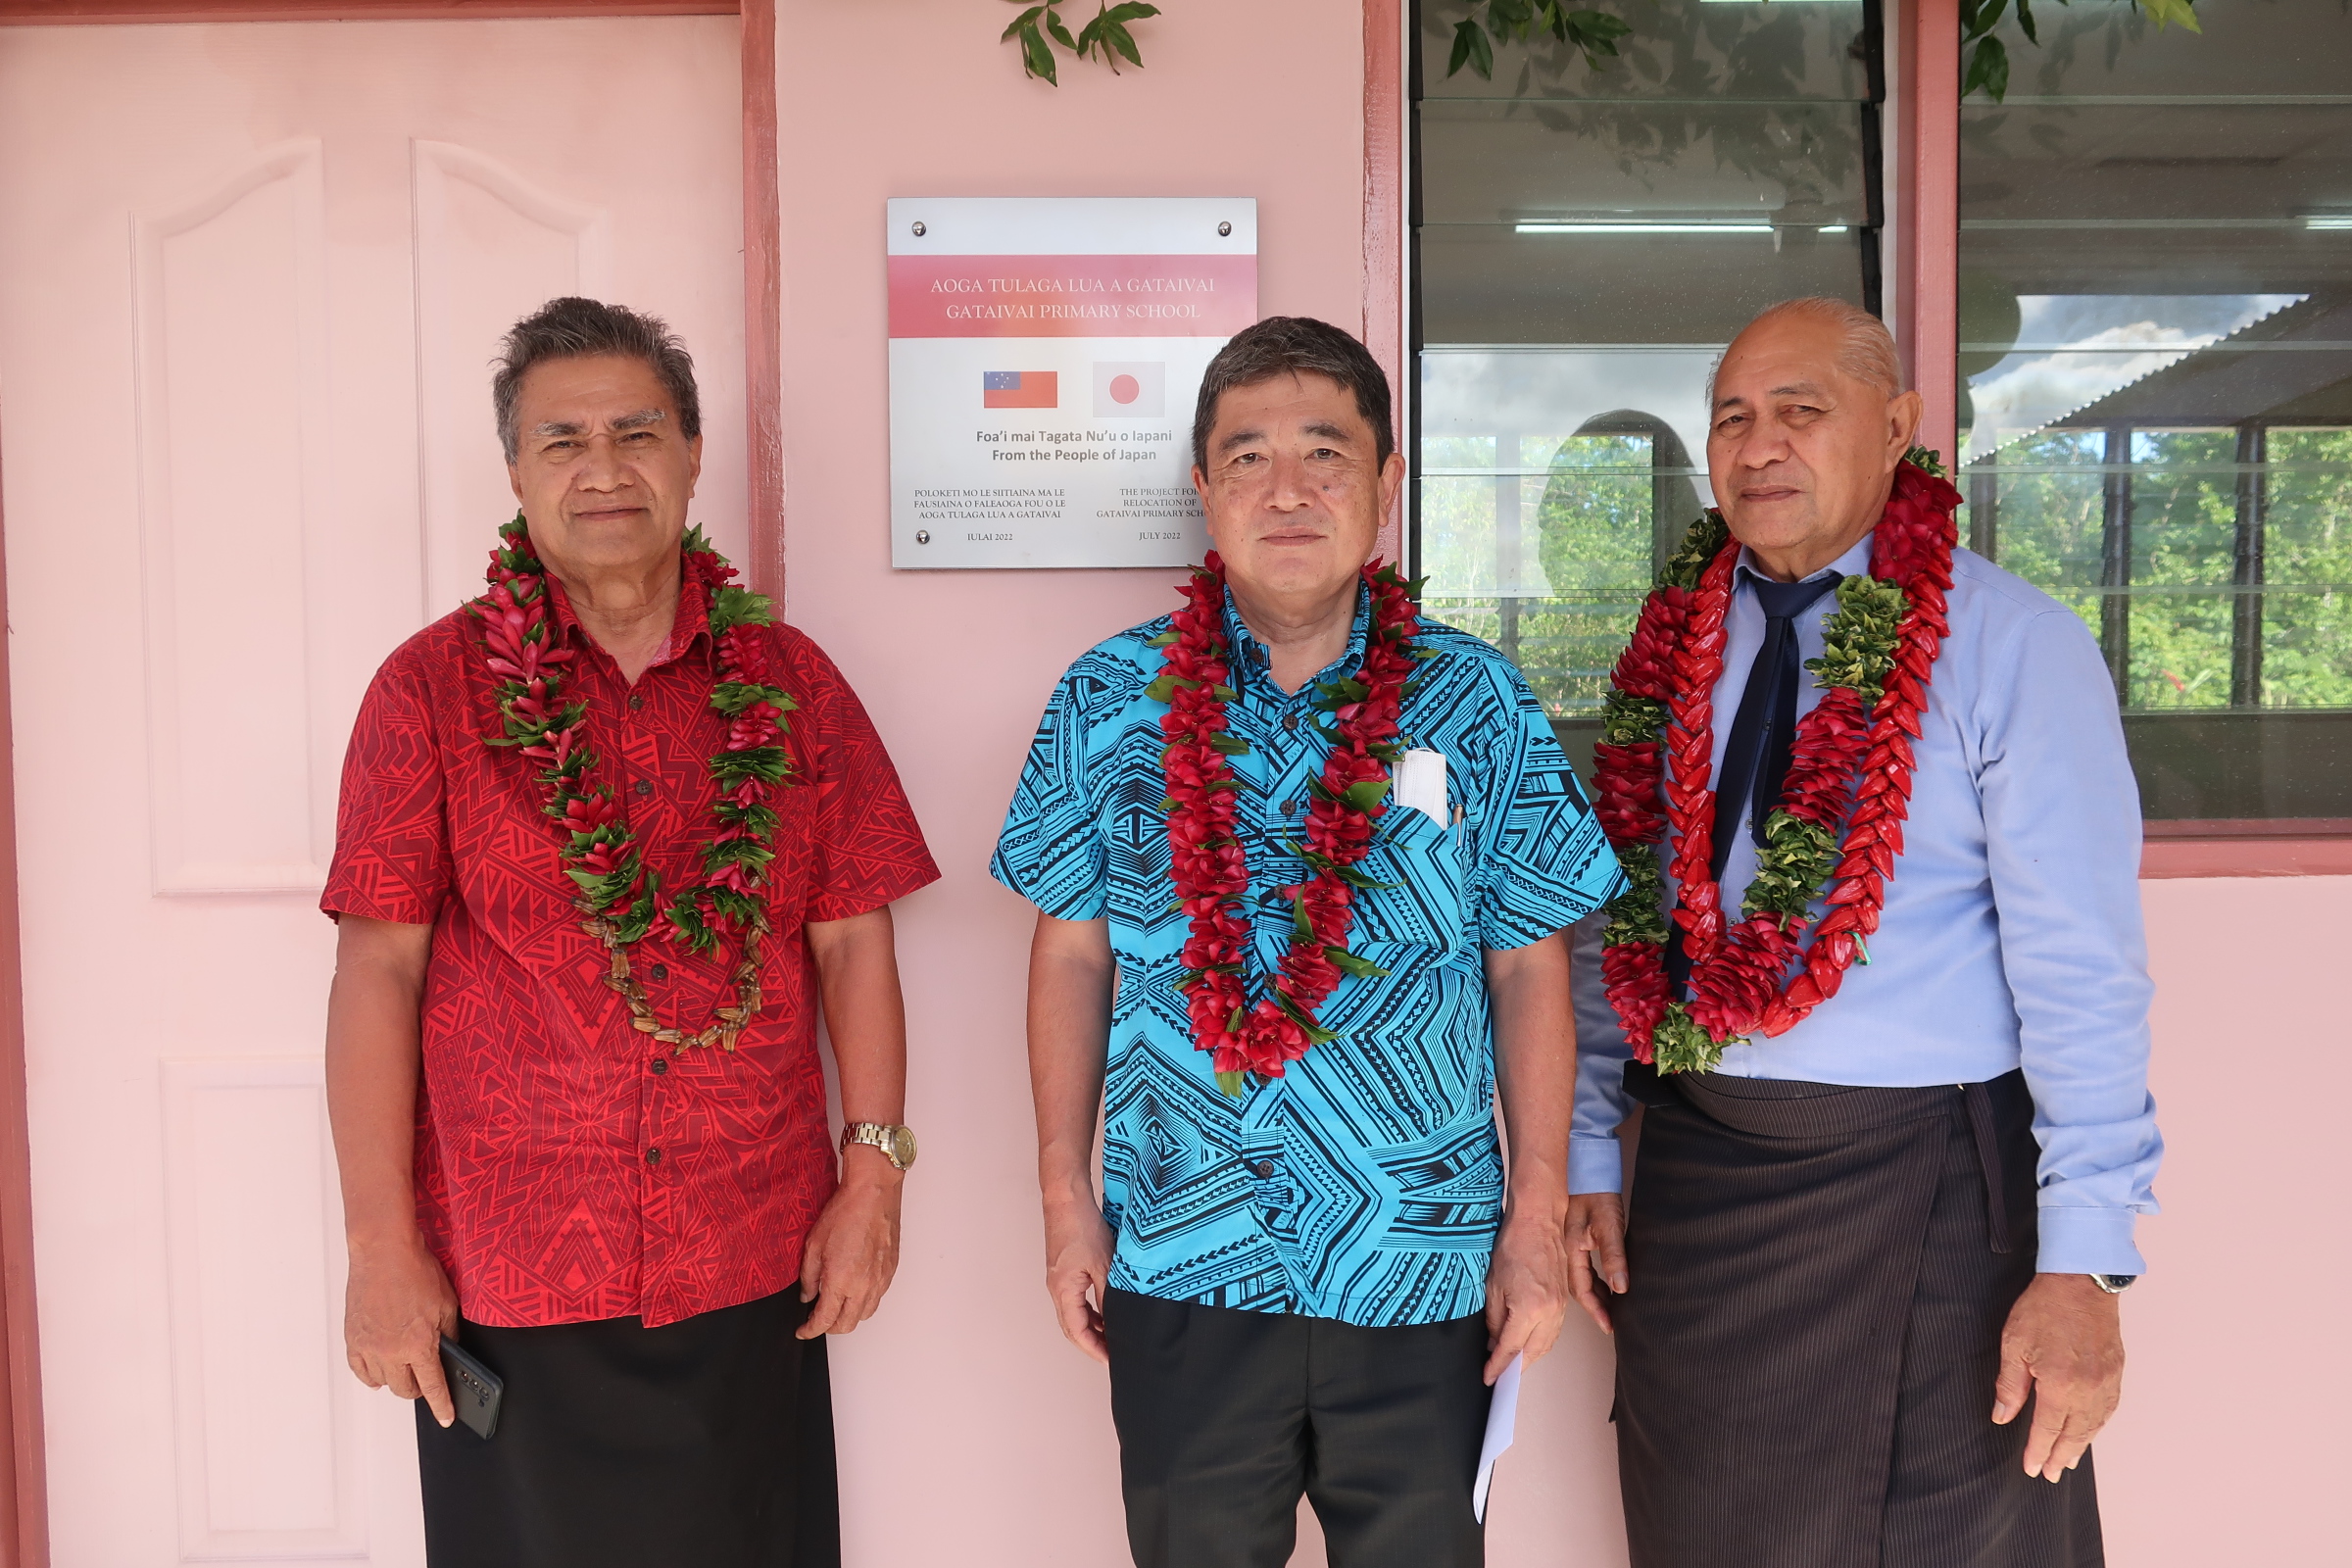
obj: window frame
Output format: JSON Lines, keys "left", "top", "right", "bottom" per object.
{"left": 1920, "top": 0, "right": 2352, "bottom": 869}
{"left": 1385, "top": 0, "right": 2349, "bottom": 874}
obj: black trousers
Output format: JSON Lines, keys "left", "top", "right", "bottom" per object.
{"left": 1614, "top": 1067, "right": 2103, "bottom": 1568}
{"left": 416, "top": 1287, "right": 839, "bottom": 1568}
{"left": 1104, "top": 1288, "right": 1492, "bottom": 1568}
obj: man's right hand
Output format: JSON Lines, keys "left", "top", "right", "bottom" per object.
{"left": 1565, "top": 1191, "right": 1629, "bottom": 1334}
{"left": 1043, "top": 1201, "right": 1116, "bottom": 1364}
{"left": 344, "top": 1234, "right": 460, "bottom": 1427}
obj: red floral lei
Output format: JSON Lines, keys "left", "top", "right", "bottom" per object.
{"left": 1592, "top": 456, "right": 1961, "bottom": 1074}
{"left": 470, "top": 515, "right": 799, "bottom": 1052}
{"left": 1152, "top": 555, "right": 1425, "bottom": 1097}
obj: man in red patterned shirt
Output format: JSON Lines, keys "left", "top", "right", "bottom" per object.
{"left": 323, "top": 298, "right": 938, "bottom": 1568}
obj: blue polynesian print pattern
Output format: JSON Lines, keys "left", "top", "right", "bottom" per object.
{"left": 992, "top": 588, "right": 1624, "bottom": 1327}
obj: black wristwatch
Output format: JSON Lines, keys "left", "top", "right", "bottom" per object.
{"left": 2089, "top": 1273, "right": 2137, "bottom": 1295}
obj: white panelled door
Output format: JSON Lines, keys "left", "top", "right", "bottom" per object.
{"left": 0, "top": 19, "right": 746, "bottom": 1563}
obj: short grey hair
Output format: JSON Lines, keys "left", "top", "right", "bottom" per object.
{"left": 492, "top": 297, "right": 702, "bottom": 462}
{"left": 1708, "top": 296, "right": 1905, "bottom": 410}
{"left": 1191, "top": 316, "right": 1394, "bottom": 475}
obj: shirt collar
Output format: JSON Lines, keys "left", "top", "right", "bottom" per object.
{"left": 1733, "top": 529, "right": 1878, "bottom": 594}
{"left": 1220, "top": 580, "right": 1373, "bottom": 694}
{"left": 543, "top": 554, "right": 714, "bottom": 670}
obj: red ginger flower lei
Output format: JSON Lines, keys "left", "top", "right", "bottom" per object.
{"left": 1155, "top": 554, "right": 1422, "bottom": 1096}
{"left": 471, "top": 516, "right": 800, "bottom": 1053}
{"left": 1591, "top": 457, "right": 1960, "bottom": 1074}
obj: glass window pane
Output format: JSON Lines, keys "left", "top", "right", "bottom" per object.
{"left": 2264, "top": 427, "right": 2352, "bottom": 709}
{"left": 1957, "top": 0, "right": 2352, "bottom": 822}
{"left": 1414, "top": 0, "right": 1873, "bottom": 102}
{"left": 1413, "top": 0, "right": 1883, "bottom": 775}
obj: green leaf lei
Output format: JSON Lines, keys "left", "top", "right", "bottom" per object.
{"left": 471, "top": 515, "right": 800, "bottom": 1053}
{"left": 1592, "top": 450, "right": 1956, "bottom": 1074}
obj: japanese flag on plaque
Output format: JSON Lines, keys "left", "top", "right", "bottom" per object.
{"left": 887, "top": 197, "right": 1258, "bottom": 569}
{"left": 1092, "top": 362, "right": 1166, "bottom": 418}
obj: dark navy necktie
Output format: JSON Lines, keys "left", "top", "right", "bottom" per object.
{"left": 1664, "top": 568, "right": 1843, "bottom": 998}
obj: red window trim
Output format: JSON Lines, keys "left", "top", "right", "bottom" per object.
{"left": 2141, "top": 833, "right": 2352, "bottom": 879}
{"left": 1899, "top": 0, "right": 1962, "bottom": 464}
{"left": 0, "top": 505, "right": 40, "bottom": 1568}
{"left": 0, "top": 1, "right": 730, "bottom": 19}
{"left": 1363, "top": 0, "right": 1406, "bottom": 566}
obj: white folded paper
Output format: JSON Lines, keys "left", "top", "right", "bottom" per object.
{"left": 1473, "top": 1353, "right": 1523, "bottom": 1524}
{"left": 1393, "top": 747, "right": 1449, "bottom": 829}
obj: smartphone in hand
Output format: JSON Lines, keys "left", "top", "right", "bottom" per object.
{"left": 437, "top": 1335, "right": 503, "bottom": 1441}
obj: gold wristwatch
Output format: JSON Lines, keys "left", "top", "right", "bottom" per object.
{"left": 841, "top": 1122, "right": 918, "bottom": 1172}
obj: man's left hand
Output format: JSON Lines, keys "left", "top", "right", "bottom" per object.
{"left": 1992, "top": 1272, "right": 2126, "bottom": 1481}
{"left": 1482, "top": 1200, "right": 1574, "bottom": 1385}
{"left": 797, "top": 1152, "right": 905, "bottom": 1338}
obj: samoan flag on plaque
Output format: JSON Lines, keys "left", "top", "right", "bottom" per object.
{"left": 983, "top": 370, "right": 1057, "bottom": 410}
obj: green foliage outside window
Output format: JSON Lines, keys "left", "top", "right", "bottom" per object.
{"left": 2263, "top": 431, "right": 2352, "bottom": 710}
{"left": 1988, "top": 430, "right": 2352, "bottom": 712}
{"left": 1425, "top": 434, "right": 1658, "bottom": 717}
{"left": 1435, "top": 426, "right": 2352, "bottom": 721}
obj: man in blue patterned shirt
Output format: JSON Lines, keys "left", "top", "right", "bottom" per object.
{"left": 992, "top": 318, "right": 1623, "bottom": 1568}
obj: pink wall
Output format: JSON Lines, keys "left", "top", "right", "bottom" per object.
{"left": 769, "top": 6, "right": 1396, "bottom": 1561}
{"left": 2098, "top": 874, "right": 2352, "bottom": 1566}
{"left": 767, "top": 7, "right": 2350, "bottom": 1563}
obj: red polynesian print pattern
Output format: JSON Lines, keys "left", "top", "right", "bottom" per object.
{"left": 323, "top": 545, "right": 939, "bottom": 1327}
{"left": 1155, "top": 555, "right": 1422, "bottom": 1096}
{"left": 1592, "top": 456, "right": 1960, "bottom": 1075}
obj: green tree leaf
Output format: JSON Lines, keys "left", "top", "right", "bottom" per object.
{"left": 1447, "top": 18, "right": 1494, "bottom": 79}
{"left": 1565, "top": 8, "right": 1631, "bottom": 40}
{"left": 1963, "top": 0, "right": 2010, "bottom": 40}
{"left": 1562, "top": 9, "right": 1630, "bottom": 67}
{"left": 1962, "top": 34, "right": 2009, "bottom": 103}
{"left": 1961, "top": 0, "right": 2197, "bottom": 102}
{"left": 1026, "top": 24, "right": 1059, "bottom": 82}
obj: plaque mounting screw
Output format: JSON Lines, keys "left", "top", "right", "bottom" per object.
{"left": 915, "top": 529, "right": 931, "bottom": 544}
{"left": 1217, "top": 220, "right": 1232, "bottom": 237}
{"left": 911, "top": 220, "right": 927, "bottom": 237}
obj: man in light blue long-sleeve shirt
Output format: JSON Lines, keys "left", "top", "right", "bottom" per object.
{"left": 1566, "top": 297, "right": 2161, "bottom": 1568}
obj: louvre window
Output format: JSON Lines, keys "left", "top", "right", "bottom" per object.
{"left": 1958, "top": 0, "right": 2352, "bottom": 825}
{"left": 1412, "top": 0, "right": 1886, "bottom": 778}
